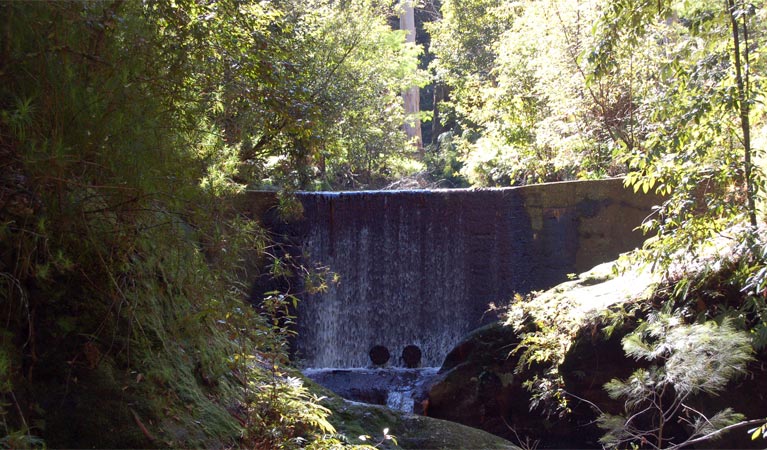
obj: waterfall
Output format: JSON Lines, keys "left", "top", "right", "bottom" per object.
{"left": 251, "top": 179, "right": 657, "bottom": 369}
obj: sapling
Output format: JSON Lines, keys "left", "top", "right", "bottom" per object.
{"left": 598, "top": 314, "right": 754, "bottom": 450}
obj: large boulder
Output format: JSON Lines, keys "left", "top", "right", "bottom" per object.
{"left": 424, "top": 260, "right": 767, "bottom": 448}
{"left": 423, "top": 321, "right": 613, "bottom": 448}
{"left": 317, "top": 383, "right": 520, "bottom": 449}
{"left": 421, "top": 323, "right": 530, "bottom": 438}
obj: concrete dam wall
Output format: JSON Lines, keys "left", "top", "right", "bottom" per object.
{"left": 245, "top": 179, "right": 660, "bottom": 368}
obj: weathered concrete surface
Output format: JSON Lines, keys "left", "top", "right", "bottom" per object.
{"left": 244, "top": 179, "right": 661, "bottom": 368}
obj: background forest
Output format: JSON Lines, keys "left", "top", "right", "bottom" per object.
{"left": 1, "top": 0, "right": 766, "bottom": 448}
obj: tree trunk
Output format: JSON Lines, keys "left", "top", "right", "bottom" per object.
{"left": 727, "top": 0, "right": 757, "bottom": 228}
{"left": 431, "top": 83, "right": 447, "bottom": 146}
{"left": 400, "top": 0, "right": 423, "bottom": 158}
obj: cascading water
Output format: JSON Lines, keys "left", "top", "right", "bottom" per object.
{"left": 250, "top": 179, "right": 658, "bottom": 411}
{"left": 294, "top": 189, "right": 535, "bottom": 368}
{"left": 280, "top": 180, "right": 655, "bottom": 369}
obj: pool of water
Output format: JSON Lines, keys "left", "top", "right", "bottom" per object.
{"left": 303, "top": 367, "right": 440, "bottom": 413}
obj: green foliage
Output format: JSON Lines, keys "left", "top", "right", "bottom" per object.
{"left": 423, "top": 131, "right": 470, "bottom": 187}
{"left": 586, "top": 1, "right": 767, "bottom": 377}
{"left": 427, "top": 0, "right": 633, "bottom": 187}
{"left": 243, "top": 374, "right": 335, "bottom": 449}
{"left": 227, "top": 0, "right": 429, "bottom": 190}
{"left": 425, "top": 0, "right": 515, "bottom": 185}
{"left": 505, "top": 288, "right": 586, "bottom": 416}
{"left": 588, "top": 0, "right": 767, "bottom": 272}
{"left": 598, "top": 314, "right": 753, "bottom": 449}
{"left": 0, "top": 0, "right": 420, "bottom": 447}
{"left": 720, "top": 230, "right": 767, "bottom": 350}
{"left": 427, "top": 0, "right": 514, "bottom": 94}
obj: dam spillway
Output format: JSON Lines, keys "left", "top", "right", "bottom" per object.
{"left": 246, "top": 179, "right": 659, "bottom": 368}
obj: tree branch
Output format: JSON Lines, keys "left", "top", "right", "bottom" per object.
{"left": 666, "top": 418, "right": 767, "bottom": 450}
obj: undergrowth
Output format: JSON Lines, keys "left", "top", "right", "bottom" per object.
{"left": 0, "top": 2, "right": 374, "bottom": 448}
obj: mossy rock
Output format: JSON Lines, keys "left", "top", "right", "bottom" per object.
{"left": 325, "top": 397, "right": 520, "bottom": 450}
{"left": 308, "top": 377, "right": 519, "bottom": 450}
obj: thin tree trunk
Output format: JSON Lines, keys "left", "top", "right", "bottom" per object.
{"left": 727, "top": 0, "right": 757, "bottom": 228}
{"left": 431, "top": 83, "right": 447, "bottom": 146}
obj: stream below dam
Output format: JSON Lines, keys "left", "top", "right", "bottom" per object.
{"left": 303, "top": 367, "right": 439, "bottom": 413}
